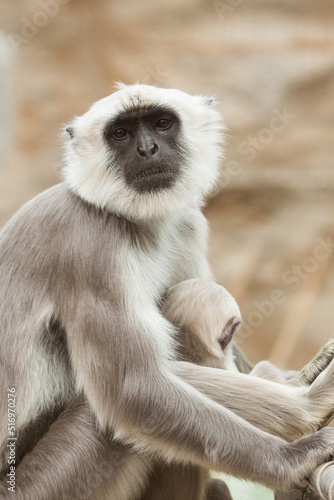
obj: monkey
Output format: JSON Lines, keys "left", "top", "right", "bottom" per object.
{"left": 165, "top": 279, "right": 334, "bottom": 390}
{"left": 144, "top": 279, "right": 334, "bottom": 500}
{"left": 162, "top": 279, "right": 334, "bottom": 440}
{"left": 1, "top": 83, "right": 334, "bottom": 500}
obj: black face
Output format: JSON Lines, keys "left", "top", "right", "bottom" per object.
{"left": 103, "top": 105, "right": 188, "bottom": 193}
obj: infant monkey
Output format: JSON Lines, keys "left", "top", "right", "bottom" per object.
{"left": 164, "top": 278, "right": 334, "bottom": 438}
{"left": 163, "top": 279, "right": 242, "bottom": 371}
{"left": 165, "top": 279, "right": 334, "bottom": 387}
{"left": 144, "top": 279, "right": 334, "bottom": 500}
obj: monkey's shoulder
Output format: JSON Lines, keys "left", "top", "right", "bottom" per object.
{"left": 0, "top": 184, "right": 129, "bottom": 275}
{"left": 0, "top": 183, "right": 121, "bottom": 244}
{"left": 1, "top": 183, "right": 77, "bottom": 233}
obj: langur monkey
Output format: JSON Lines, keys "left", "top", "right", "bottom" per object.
{"left": 1, "top": 84, "right": 334, "bottom": 500}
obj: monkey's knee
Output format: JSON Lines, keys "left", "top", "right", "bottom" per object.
{"left": 251, "top": 360, "right": 287, "bottom": 383}
{"left": 205, "top": 478, "right": 233, "bottom": 500}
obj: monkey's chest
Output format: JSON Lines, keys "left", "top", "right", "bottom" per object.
{"left": 133, "top": 246, "right": 177, "bottom": 301}
{"left": 131, "top": 234, "right": 196, "bottom": 303}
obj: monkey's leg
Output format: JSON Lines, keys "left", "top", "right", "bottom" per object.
{"left": 140, "top": 462, "right": 208, "bottom": 500}
{"left": 0, "top": 397, "right": 152, "bottom": 500}
{"left": 140, "top": 462, "right": 232, "bottom": 500}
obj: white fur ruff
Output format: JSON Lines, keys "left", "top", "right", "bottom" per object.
{"left": 63, "top": 84, "right": 225, "bottom": 220}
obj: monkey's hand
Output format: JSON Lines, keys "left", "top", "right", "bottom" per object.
{"left": 282, "top": 427, "right": 334, "bottom": 491}
{"left": 251, "top": 335, "right": 334, "bottom": 387}
{"left": 289, "top": 334, "right": 334, "bottom": 387}
{"left": 249, "top": 339, "right": 334, "bottom": 433}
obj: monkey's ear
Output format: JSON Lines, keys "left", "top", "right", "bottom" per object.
{"left": 65, "top": 126, "right": 75, "bottom": 139}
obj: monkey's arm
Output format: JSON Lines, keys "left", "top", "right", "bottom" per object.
{"left": 173, "top": 360, "right": 334, "bottom": 441}
{"left": 62, "top": 294, "right": 334, "bottom": 492}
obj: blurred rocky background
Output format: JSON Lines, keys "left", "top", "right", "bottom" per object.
{"left": 0, "top": 0, "right": 334, "bottom": 369}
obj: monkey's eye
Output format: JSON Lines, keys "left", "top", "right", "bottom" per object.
{"left": 112, "top": 128, "right": 129, "bottom": 140}
{"left": 155, "top": 117, "right": 172, "bottom": 130}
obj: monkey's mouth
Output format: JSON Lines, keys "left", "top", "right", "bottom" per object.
{"left": 134, "top": 166, "right": 177, "bottom": 180}
{"left": 131, "top": 166, "right": 179, "bottom": 192}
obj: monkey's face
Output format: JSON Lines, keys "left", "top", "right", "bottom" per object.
{"left": 64, "top": 84, "right": 224, "bottom": 220}
{"left": 103, "top": 105, "right": 185, "bottom": 194}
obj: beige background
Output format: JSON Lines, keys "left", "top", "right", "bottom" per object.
{"left": 0, "top": 0, "right": 334, "bottom": 368}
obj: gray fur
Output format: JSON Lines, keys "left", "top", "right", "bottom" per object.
{"left": 1, "top": 85, "right": 334, "bottom": 500}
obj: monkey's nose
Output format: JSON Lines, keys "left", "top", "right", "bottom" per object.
{"left": 137, "top": 143, "right": 159, "bottom": 158}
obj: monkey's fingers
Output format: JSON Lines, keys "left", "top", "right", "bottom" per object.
{"left": 318, "top": 411, "right": 334, "bottom": 429}
{"left": 289, "top": 335, "right": 334, "bottom": 387}
{"left": 307, "top": 356, "right": 334, "bottom": 430}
